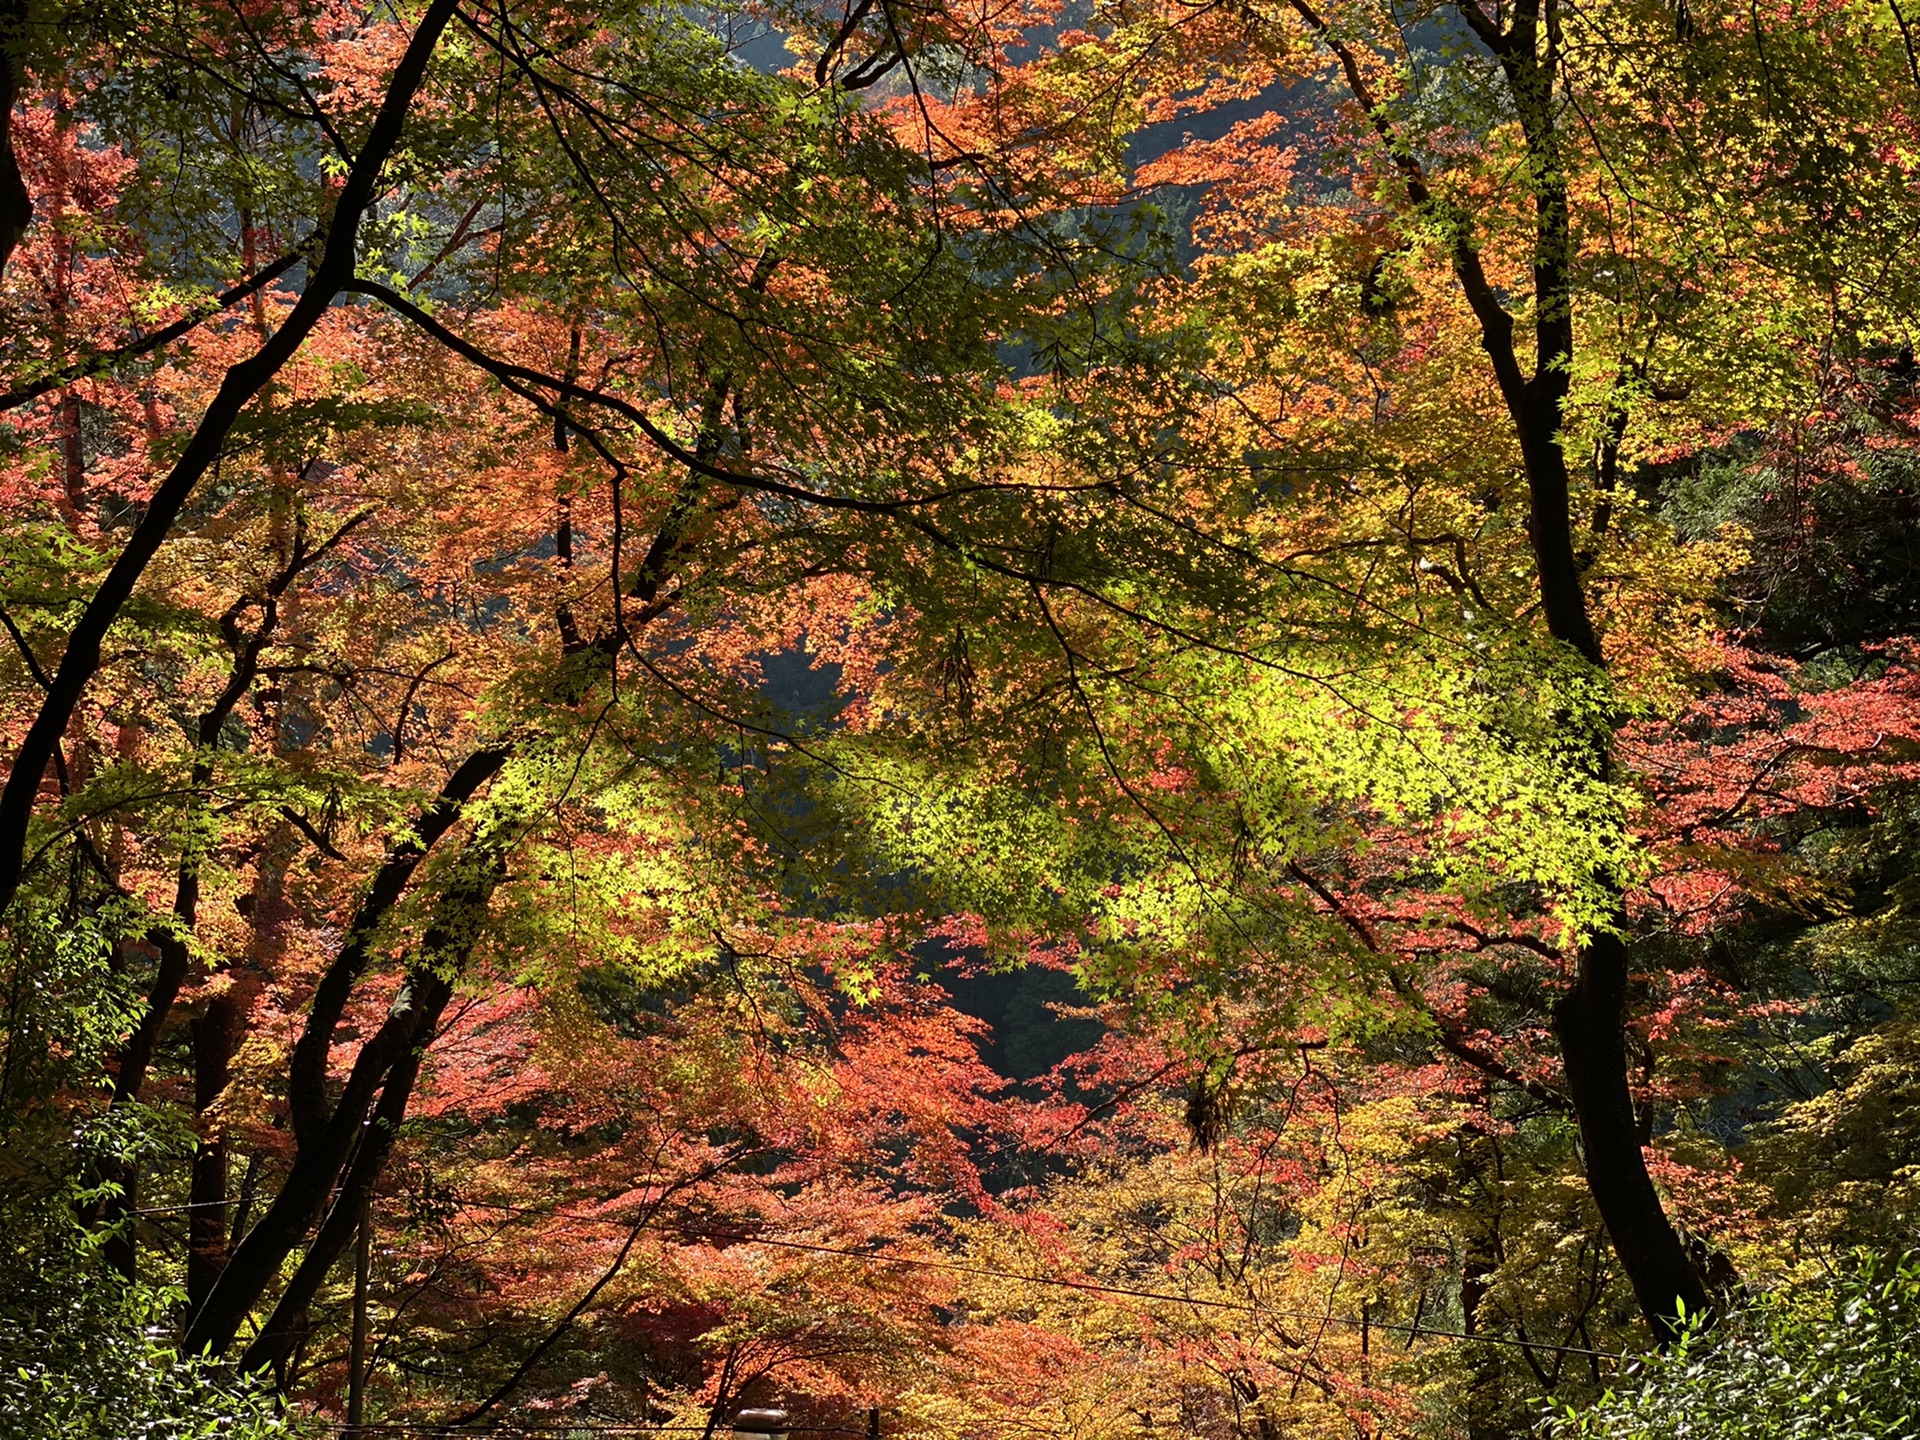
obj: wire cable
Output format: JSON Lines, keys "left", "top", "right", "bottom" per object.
{"left": 128, "top": 1195, "right": 1628, "bottom": 1361}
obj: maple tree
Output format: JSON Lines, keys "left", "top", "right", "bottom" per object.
{"left": 0, "top": 0, "right": 1174, "bottom": 1429}
{"left": 4, "top": 0, "right": 1920, "bottom": 1435}
{"left": 836, "top": 0, "right": 1920, "bottom": 1351}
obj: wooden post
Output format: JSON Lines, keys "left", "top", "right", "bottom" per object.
{"left": 867, "top": 1407, "right": 880, "bottom": 1440}
{"left": 347, "top": 1193, "right": 371, "bottom": 1435}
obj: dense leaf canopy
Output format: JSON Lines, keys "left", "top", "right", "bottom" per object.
{"left": 2, "top": 0, "right": 1919, "bottom": 1435}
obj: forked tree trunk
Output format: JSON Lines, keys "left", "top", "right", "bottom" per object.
{"left": 1480, "top": 11, "right": 1714, "bottom": 1339}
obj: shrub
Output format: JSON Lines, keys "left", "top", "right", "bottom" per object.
{"left": 0, "top": 1257, "right": 304, "bottom": 1440}
{"left": 1547, "top": 1254, "right": 1920, "bottom": 1440}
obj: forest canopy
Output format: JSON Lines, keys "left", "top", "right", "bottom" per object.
{"left": 3, "top": 0, "right": 1920, "bottom": 1435}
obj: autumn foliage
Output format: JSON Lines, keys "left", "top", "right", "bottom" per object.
{"left": 3, "top": 0, "right": 1920, "bottom": 1437}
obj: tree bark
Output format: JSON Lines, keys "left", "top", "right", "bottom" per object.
{"left": 237, "top": 966, "right": 451, "bottom": 1376}
{"left": 186, "top": 822, "right": 509, "bottom": 1359}
{"left": 285, "top": 746, "right": 505, "bottom": 1148}
{"left": 1467, "top": 4, "right": 1712, "bottom": 1340}
{"left": 183, "top": 961, "right": 454, "bottom": 1357}
{"left": 1554, "top": 931, "right": 1709, "bottom": 1335}
{"left": 188, "top": 991, "right": 241, "bottom": 1311}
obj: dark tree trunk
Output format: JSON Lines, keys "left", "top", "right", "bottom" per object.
{"left": 285, "top": 746, "right": 505, "bottom": 1147}
{"left": 1286, "top": 0, "right": 1715, "bottom": 1343}
{"left": 183, "top": 965, "right": 451, "bottom": 1358}
{"left": 101, "top": 1169, "right": 136, "bottom": 1282}
{"left": 1555, "top": 932, "right": 1710, "bottom": 1336}
{"left": 188, "top": 992, "right": 241, "bottom": 1310}
{"left": 91, "top": 933, "right": 191, "bottom": 1281}
{"left": 186, "top": 826, "right": 509, "bottom": 1360}
{"left": 1457, "top": 1, "right": 1712, "bottom": 1344}
{"left": 239, "top": 969, "right": 450, "bottom": 1375}
{"left": 191, "top": 822, "right": 294, "bottom": 1308}
{"left": 0, "top": 0, "right": 29, "bottom": 280}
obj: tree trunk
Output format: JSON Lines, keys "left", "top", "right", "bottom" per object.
{"left": 183, "top": 965, "right": 449, "bottom": 1358}
{"left": 0, "top": 0, "right": 30, "bottom": 281}
{"left": 1462, "top": 2, "right": 1710, "bottom": 1343}
{"left": 1555, "top": 932, "right": 1710, "bottom": 1336}
{"left": 1285, "top": 0, "right": 1714, "bottom": 1343}
{"left": 239, "top": 969, "right": 450, "bottom": 1375}
{"left": 188, "top": 992, "right": 241, "bottom": 1311}
{"left": 186, "top": 826, "right": 508, "bottom": 1359}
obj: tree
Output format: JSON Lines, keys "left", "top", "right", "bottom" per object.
{"left": 0, "top": 0, "right": 1058, "bottom": 1387}
{"left": 8, "top": 0, "right": 1920, "bottom": 1429}
{"left": 853, "top": 0, "right": 1920, "bottom": 1345}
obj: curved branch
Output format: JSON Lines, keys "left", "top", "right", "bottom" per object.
{"left": 1285, "top": 860, "right": 1572, "bottom": 1113}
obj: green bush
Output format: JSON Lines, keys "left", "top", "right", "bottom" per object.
{"left": 0, "top": 1257, "right": 304, "bottom": 1440}
{"left": 1548, "top": 1255, "right": 1920, "bottom": 1440}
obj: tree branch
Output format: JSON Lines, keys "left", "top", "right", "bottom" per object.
{"left": 0, "top": 250, "right": 309, "bottom": 413}
{"left": 0, "top": 0, "right": 464, "bottom": 922}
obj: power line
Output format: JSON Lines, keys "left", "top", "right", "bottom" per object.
{"left": 125, "top": 1195, "right": 1625, "bottom": 1363}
